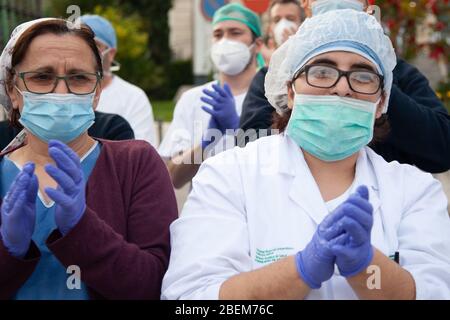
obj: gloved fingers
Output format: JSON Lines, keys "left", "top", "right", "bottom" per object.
{"left": 341, "top": 203, "right": 373, "bottom": 231}
{"left": 48, "top": 140, "right": 82, "bottom": 171}
{"left": 5, "top": 171, "right": 25, "bottom": 204}
{"left": 25, "top": 173, "right": 39, "bottom": 205}
{"left": 45, "top": 187, "right": 72, "bottom": 208}
{"left": 200, "top": 96, "right": 219, "bottom": 109}
{"left": 48, "top": 146, "right": 82, "bottom": 184}
{"left": 330, "top": 243, "right": 353, "bottom": 259}
{"left": 355, "top": 185, "right": 369, "bottom": 200}
{"left": 320, "top": 203, "right": 346, "bottom": 230}
{"left": 319, "top": 219, "right": 345, "bottom": 241}
{"left": 212, "top": 84, "right": 228, "bottom": 98}
{"left": 22, "top": 162, "right": 35, "bottom": 176}
{"left": 13, "top": 163, "right": 35, "bottom": 200}
{"left": 5, "top": 172, "right": 30, "bottom": 212}
{"left": 202, "top": 88, "right": 223, "bottom": 102}
{"left": 334, "top": 216, "right": 368, "bottom": 246}
{"left": 321, "top": 202, "right": 372, "bottom": 239}
{"left": 307, "top": 232, "right": 333, "bottom": 261}
{"left": 346, "top": 193, "right": 373, "bottom": 215}
{"left": 7, "top": 189, "right": 27, "bottom": 225}
{"left": 328, "top": 232, "right": 349, "bottom": 247}
{"left": 321, "top": 201, "right": 372, "bottom": 233}
{"left": 44, "top": 164, "right": 78, "bottom": 196}
{"left": 201, "top": 106, "right": 219, "bottom": 118}
{"left": 21, "top": 162, "right": 37, "bottom": 204}
{"left": 222, "top": 83, "right": 233, "bottom": 97}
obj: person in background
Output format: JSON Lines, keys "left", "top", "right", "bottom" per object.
{"left": 0, "top": 18, "right": 177, "bottom": 300}
{"left": 260, "top": 0, "right": 303, "bottom": 64}
{"left": 238, "top": 0, "right": 450, "bottom": 174}
{"left": 158, "top": 3, "right": 264, "bottom": 189}
{"left": 80, "top": 15, "right": 157, "bottom": 146}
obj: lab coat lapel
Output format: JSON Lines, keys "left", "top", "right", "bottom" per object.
{"left": 353, "top": 149, "right": 381, "bottom": 216}
{"left": 281, "top": 136, "right": 329, "bottom": 225}
{"left": 288, "top": 171, "right": 330, "bottom": 226}
{"left": 281, "top": 136, "right": 381, "bottom": 226}
{"left": 353, "top": 149, "right": 392, "bottom": 252}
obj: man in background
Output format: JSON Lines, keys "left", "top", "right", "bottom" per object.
{"left": 81, "top": 15, "right": 157, "bottom": 146}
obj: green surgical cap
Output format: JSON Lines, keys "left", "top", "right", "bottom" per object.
{"left": 212, "top": 3, "right": 262, "bottom": 37}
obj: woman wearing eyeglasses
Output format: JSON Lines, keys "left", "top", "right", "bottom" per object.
{"left": 0, "top": 18, "right": 178, "bottom": 300}
{"left": 161, "top": 10, "right": 450, "bottom": 300}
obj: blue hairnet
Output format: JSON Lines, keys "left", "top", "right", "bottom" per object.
{"left": 81, "top": 15, "right": 117, "bottom": 49}
{"left": 265, "top": 10, "right": 396, "bottom": 114}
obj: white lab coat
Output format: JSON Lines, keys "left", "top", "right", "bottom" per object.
{"left": 158, "top": 81, "right": 246, "bottom": 159}
{"left": 161, "top": 134, "right": 450, "bottom": 300}
{"left": 97, "top": 75, "right": 157, "bottom": 146}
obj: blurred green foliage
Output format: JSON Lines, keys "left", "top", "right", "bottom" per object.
{"left": 45, "top": 0, "right": 193, "bottom": 100}
{"left": 436, "top": 80, "right": 450, "bottom": 113}
{"left": 153, "top": 100, "right": 176, "bottom": 122}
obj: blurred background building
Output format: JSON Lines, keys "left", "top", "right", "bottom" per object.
{"left": 0, "top": 0, "right": 43, "bottom": 46}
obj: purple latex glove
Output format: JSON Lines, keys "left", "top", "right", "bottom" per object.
{"left": 0, "top": 163, "right": 38, "bottom": 258}
{"left": 296, "top": 224, "right": 347, "bottom": 289}
{"left": 44, "top": 140, "right": 86, "bottom": 236}
{"left": 323, "top": 185, "right": 374, "bottom": 277}
{"left": 201, "top": 83, "right": 239, "bottom": 148}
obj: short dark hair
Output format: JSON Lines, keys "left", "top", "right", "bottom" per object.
{"left": 7, "top": 19, "right": 102, "bottom": 128}
{"left": 269, "top": 0, "right": 303, "bottom": 22}
{"left": 269, "top": 0, "right": 301, "bottom": 10}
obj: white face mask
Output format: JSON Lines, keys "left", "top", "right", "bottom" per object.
{"left": 311, "top": 0, "right": 364, "bottom": 16}
{"left": 273, "top": 18, "right": 298, "bottom": 47}
{"left": 211, "top": 38, "right": 254, "bottom": 76}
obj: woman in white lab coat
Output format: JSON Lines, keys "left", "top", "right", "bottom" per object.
{"left": 161, "top": 10, "right": 450, "bottom": 300}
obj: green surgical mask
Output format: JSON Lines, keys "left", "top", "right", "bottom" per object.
{"left": 286, "top": 94, "right": 379, "bottom": 162}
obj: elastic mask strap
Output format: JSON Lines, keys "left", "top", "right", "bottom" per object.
{"left": 14, "top": 85, "right": 25, "bottom": 96}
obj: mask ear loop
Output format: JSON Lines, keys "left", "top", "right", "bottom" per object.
{"left": 291, "top": 77, "right": 300, "bottom": 95}
{"left": 14, "top": 85, "right": 24, "bottom": 96}
{"left": 375, "top": 95, "right": 384, "bottom": 115}
{"left": 109, "top": 60, "right": 121, "bottom": 72}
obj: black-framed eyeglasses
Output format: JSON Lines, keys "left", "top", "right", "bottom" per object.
{"left": 17, "top": 71, "right": 102, "bottom": 95}
{"left": 293, "top": 64, "right": 384, "bottom": 95}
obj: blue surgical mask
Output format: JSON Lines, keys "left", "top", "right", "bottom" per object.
{"left": 17, "top": 90, "right": 95, "bottom": 143}
{"left": 312, "top": 0, "right": 365, "bottom": 16}
{"left": 286, "top": 94, "right": 378, "bottom": 162}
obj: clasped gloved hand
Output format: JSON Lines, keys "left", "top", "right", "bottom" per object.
{"left": 322, "top": 185, "right": 375, "bottom": 278}
{"left": 0, "top": 163, "right": 38, "bottom": 258}
{"left": 44, "top": 140, "right": 86, "bottom": 236}
{"left": 201, "top": 83, "right": 239, "bottom": 149}
{"left": 295, "top": 217, "right": 348, "bottom": 289}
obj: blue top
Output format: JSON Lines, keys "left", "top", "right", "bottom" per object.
{"left": 0, "top": 142, "right": 101, "bottom": 300}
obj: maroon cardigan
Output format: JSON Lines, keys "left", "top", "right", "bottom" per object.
{"left": 0, "top": 139, "right": 178, "bottom": 299}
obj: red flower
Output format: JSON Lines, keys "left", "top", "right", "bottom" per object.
{"left": 435, "top": 22, "right": 445, "bottom": 31}
{"left": 386, "top": 19, "right": 397, "bottom": 30}
{"left": 429, "top": 46, "right": 445, "bottom": 60}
